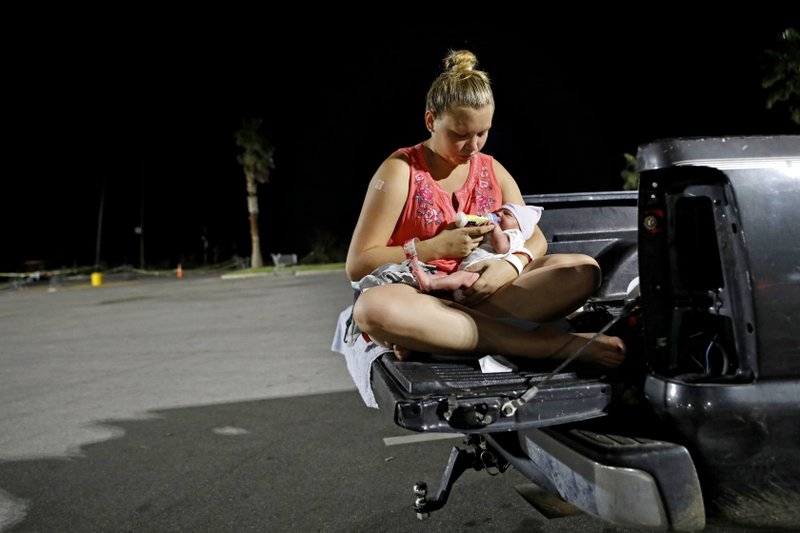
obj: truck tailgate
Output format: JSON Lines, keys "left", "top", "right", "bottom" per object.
{"left": 371, "top": 353, "right": 612, "bottom": 433}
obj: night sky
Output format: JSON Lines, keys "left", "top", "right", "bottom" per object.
{"left": 4, "top": 14, "right": 797, "bottom": 272}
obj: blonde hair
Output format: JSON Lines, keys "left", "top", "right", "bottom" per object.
{"left": 425, "top": 50, "right": 494, "bottom": 116}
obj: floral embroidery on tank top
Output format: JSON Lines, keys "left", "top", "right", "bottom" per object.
{"left": 413, "top": 171, "right": 444, "bottom": 226}
{"left": 474, "top": 163, "right": 496, "bottom": 215}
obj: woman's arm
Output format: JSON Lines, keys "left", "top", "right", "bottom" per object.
{"left": 345, "top": 155, "right": 412, "bottom": 281}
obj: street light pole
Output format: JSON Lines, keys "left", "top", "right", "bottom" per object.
{"left": 95, "top": 180, "right": 105, "bottom": 268}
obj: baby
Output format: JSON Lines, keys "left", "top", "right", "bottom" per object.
{"left": 407, "top": 202, "right": 543, "bottom": 296}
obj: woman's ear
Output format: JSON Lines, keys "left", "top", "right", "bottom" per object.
{"left": 424, "top": 110, "right": 436, "bottom": 133}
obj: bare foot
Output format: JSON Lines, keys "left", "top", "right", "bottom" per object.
{"left": 408, "top": 255, "right": 432, "bottom": 292}
{"left": 392, "top": 343, "right": 412, "bottom": 361}
{"left": 570, "top": 332, "right": 626, "bottom": 368}
{"left": 369, "top": 333, "right": 413, "bottom": 361}
{"left": 428, "top": 270, "right": 480, "bottom": 292}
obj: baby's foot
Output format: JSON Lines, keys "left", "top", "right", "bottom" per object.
{"left": 429, "top": 270, "right": 480, "bottom": 293}
{"left": 407, "top": 255, "right": 433, "bottom": 292}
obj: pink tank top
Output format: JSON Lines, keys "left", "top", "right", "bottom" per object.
{"left": 387, "top": 143, "right": 503, "bottom": 274}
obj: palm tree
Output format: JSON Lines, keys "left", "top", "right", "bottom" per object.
{"left": 235, "top": 118, "right": 275, "bottom": 268}
{"left": 620, "top": 153, "right": 639, "bottom": 191}
{"left": 763, "top": 27, "right": 800, "bottom": 125}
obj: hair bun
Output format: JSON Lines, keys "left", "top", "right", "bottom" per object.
{"left": 444, "top": 49, "right": 478, "bottom": 73}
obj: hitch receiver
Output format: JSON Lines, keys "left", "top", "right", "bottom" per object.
{"left": 412, "top": 435, "right": 507, "bottom": 519}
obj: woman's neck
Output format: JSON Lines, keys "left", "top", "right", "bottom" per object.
{"left": 423, "top": 142, "right": 468, "bottom": 182}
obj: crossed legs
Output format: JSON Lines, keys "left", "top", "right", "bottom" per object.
{"left": 352, "top": 253, "right": 625, "bottom": 367}
{"left": 473, "top": 253, "right": 602, "bottom": 322}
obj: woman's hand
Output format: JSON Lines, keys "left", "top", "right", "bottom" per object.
{"left": 456, "top": 258, "right": 517, "bottom": 307}
{"left": 420, "top": 225, "right": 494, "bottom": 261}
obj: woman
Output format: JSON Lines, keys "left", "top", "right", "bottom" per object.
{"left": 335, "top": 50, "right": 624, "bottom": 406}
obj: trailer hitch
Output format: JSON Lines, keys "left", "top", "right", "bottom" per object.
{"left": 412, "top": 435, "right": 507, "bottom": 519}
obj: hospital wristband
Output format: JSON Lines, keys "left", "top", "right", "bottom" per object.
{"left": 513, "top": 248, "right": 534, "bottom": 263}
{"left": 403, "top": 238, "right": 418, "bottom": 260}
{"left": 504, "top": 254, "right": 525, "bottom": 275}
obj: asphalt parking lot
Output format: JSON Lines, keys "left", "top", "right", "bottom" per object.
{"left": 0, "top": 271, "right": 757, "bottom": 532}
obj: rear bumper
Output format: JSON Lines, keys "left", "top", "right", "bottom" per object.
{"left": 644, "top": 375, "right": 800, "bottom": 526}
{"left": 494, "top": 427, "right": 705, "bottom": 531}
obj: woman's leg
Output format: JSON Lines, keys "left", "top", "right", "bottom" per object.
{"left": 353, "top": 283, "right": 624, "bottom": 367}
{"left": 474, "top": 253, "right": 601, "bottom": 322}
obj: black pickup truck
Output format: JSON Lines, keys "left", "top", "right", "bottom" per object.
{"left": 370, "top": 135, "right": 800, "bottom": 531}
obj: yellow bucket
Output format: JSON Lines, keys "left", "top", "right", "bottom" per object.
{"left": 91, "top": 272, "right": 103, "bottom": 287}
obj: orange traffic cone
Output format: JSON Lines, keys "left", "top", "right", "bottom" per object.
{"left": 177, "top": 264, "right": 183, "bottom": 280}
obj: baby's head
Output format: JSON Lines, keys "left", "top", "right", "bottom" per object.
{"left": 496, "top": 203, "right": 543, "bottom": 239}
{"left": 496, "top": 208, "right": 521, "bottom": 232}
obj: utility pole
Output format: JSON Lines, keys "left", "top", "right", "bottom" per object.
{"left": 95, "top": 180, "right": 105, "bottom": 268}
{"left": 138, "top": 174, "right": 145, "bottom": 269}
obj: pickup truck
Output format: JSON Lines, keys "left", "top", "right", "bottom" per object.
{"left": 369, "top": 135, "right": 800, "bottom": 531}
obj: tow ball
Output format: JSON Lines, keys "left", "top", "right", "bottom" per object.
{"left": 412, "top": 435, "right": 508, "bottom": 519}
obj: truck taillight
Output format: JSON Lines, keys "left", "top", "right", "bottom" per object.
{"left": 642, "top": 208, "right": 664, "bottom": 234}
